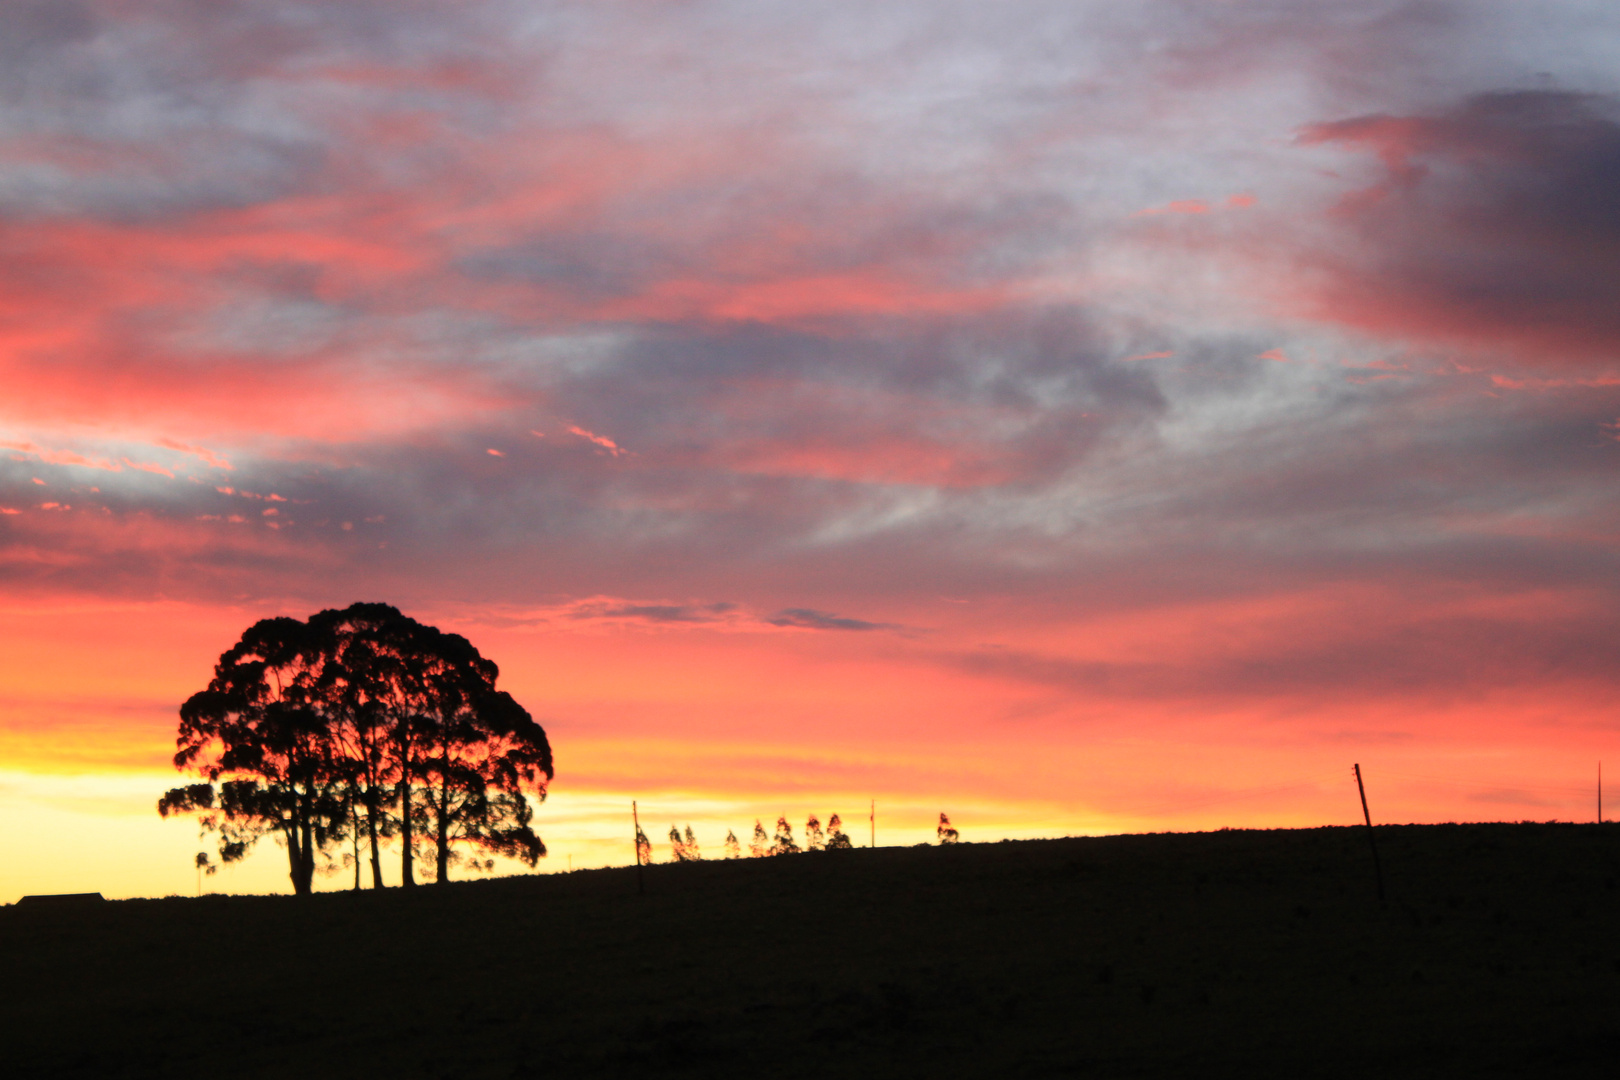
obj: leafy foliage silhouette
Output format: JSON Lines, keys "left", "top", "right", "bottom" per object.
{"left": 157, "top": 616, "right": 347, "bottom": 895}
{"left": 938, "top": 813, "right": 959, "bottom": 845}
{"left": 159, "top": 603, "right": 553, "bottom": 893}
{"left": 826, "top": 813, "right": 853, "bottom": 850}
{"left": 723, "top": 829, "right": 741, "bottom": 859}
{"left": 771, "top": 816, "right": 801, "bottom": 855}
{"left": 750, "top": 820, "right": 769, "bottom": 858}
{"left": 805, "top": 815, "right": 825, "bottom": 851}
{"left": 669, "top": 824, "right": 701, "bottom": 861}
{"left": 635, "top": 822, "right": 652, "bottom": 866}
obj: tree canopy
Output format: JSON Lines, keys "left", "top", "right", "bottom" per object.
{"left": 159, "top": 603, "right": 553, "bottom": 894}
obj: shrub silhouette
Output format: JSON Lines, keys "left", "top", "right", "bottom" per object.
{"left": 750, "top": 819, "right": 769, "bottom": 858}
{"left": 805, "top": 815, "right": 825, "bottom": 851}
{"left": 938, "top": 813, "right": 959, "bottom": 845}
{"left": 723, "top": 829, "right": 741, "bottom": 859}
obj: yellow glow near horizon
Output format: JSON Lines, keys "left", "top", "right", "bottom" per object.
{"left": 1, "top": 598, "right": 1612, "bottom": 903}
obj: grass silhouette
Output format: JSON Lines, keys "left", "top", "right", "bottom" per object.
{"left": 3, "top": 822, "right": 1617, "bottom": 1077}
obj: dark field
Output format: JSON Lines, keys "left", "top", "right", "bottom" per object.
{"left": 4, "top": 823, "right": 1619, "bottom": 1078}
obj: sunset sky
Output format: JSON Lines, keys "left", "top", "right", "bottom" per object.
{"left": 4, "top": 1, "right": 1619, "bottom": 900}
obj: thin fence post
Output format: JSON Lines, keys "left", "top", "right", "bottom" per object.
{"left": 870, "top": 799, "right": 875, "bottom": 849}
{"left": 1354, "top": 763, "right": 1385, "bottom": 901}
{"left": 633, "top": 800, "right": 645, "bottom": 895}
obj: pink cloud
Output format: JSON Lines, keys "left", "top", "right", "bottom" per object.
{"left": 155, "top": 439, "right": 233, "bottom": 470}
{"left": 567, "top": 426, "right": 628, "bottom": 457}
{"left": 1294, "top": 91, "right": 1620, "bottom": 370}
{"left": 1, "top": 441, "right": 120, "bottom": 472}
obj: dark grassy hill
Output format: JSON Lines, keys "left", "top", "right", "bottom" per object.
{"left": 4, "top": 823, "right": 1618, "bottom": 1078}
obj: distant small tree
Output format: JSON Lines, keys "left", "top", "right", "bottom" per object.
{"left": 670, "top": 824, "right": 701, "bottom": 861}
{"left": 937, "top": 813, "right": 959, "bottom": 844}
{"left": 826, "top": 813, "right": 853, "bottom": 850}
{"left": 723, "top": 829, "right": 741, "bottom": 859}
{"left": 771, "top": 816, "right": 801, "bottom": 855}
{"left": 635, "top": 822, "right": 652, "bottom": 866}
{"left": 750, "top": 819, "right": 769, "bottom": 858}
{"left": 194, "top": 851, "right": 217, "bottom": 896}
{"left": 805, "top": 815, "right": 825, "bottom": 851}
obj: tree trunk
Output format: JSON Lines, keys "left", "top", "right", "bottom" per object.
{"left": 298, "top": 793, "right": 315, "bottom": 896}
{"left": 398, "top": 777, "right": 415, "bottom": 887}
{"left": 284, "top": 820, "right": 306, "bottom": 896}
{"left": 366, "top": 788, "right": 384, "bottom": 889}
{"left": 351, "top": 800, "right": 362, "bottom": 891}
{"left": 435, "top": 775, "right": 451, "bottom": 885}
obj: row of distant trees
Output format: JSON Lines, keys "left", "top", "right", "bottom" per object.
{"left": 638, "top": 813, "right": 959, "bottom": 863}
{"left": 158, "top": 604, "right": 553, "bottom": 895}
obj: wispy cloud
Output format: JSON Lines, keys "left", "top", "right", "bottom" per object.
{"left": 766, "top": 608, "right": 898, "bottom": 633}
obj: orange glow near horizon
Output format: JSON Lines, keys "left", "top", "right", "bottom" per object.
{"left": 5, "top": 4, "right": 1620, "bottom": 905}
{"left": 2, "top": 594, "right": 1612, "bottom": 902}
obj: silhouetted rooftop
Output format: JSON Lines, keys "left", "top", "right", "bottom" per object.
{"left": 16, "top": 893, "right": 104, "bottom": 907}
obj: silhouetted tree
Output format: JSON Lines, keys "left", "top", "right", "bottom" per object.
{"left": 322, "top": 604, "right": 552, "bottom": 887}
{"left": 938, "top": 813, "right": 959, "bottom": 844}
{"left": 670, "top": 824, "right": 701, "bottom": 861}
{"left": 723, "top": 829, "right": 741, "bottom": 859}
{"left": 635, "top": 822, "right": 652, "bottom": 866}
{"left": 306, "top": 603, "right": 413, "bottom": 888}
{"left": 159, "top": 617, "right": 348, "bottom": 896}
{"left": 826, "top": 813, "right": 853, "bottom": 850}
{"left": 413, "top": 661, "right": 552, "bottom": 884}
{"left": 805, "top": 815, "right": 825, "bottom": 851}
{"left": 772, "top": 816, "right": 801, "bottom": 855}
{"left": 194, "top": 851, "right": 216, "bottom": 896}
{"left": 750, "top": 819, "right": 769, "bottom": 857}
{"left": 161, "top": 604, "right": 553, "bottom": 892}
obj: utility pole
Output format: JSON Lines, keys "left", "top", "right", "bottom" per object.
{"left": 1599, "top": 762, "right": 1603, "bottom": 824}
{"left": 1353, "top": 763, "right": 1385, "bottom": 901}
{"left": 870, "top": 799, "right": 875, "bottom": 849}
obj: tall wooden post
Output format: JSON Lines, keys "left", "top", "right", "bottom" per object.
{"left": 1599, "top": 762, "right": 1603, "bottom": 824}
{"left": 1354, "top": 764, "right": 1385, "bottom": 901}
{"left": 870, "top": 799, "right": 875, "bottom": 848}
{"left": 633, "top": 800, "right": 645, "bottom": 895}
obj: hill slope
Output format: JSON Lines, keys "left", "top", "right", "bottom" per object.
{"left": 4, "top": 823, "right": 1618, "bottom": 1078}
